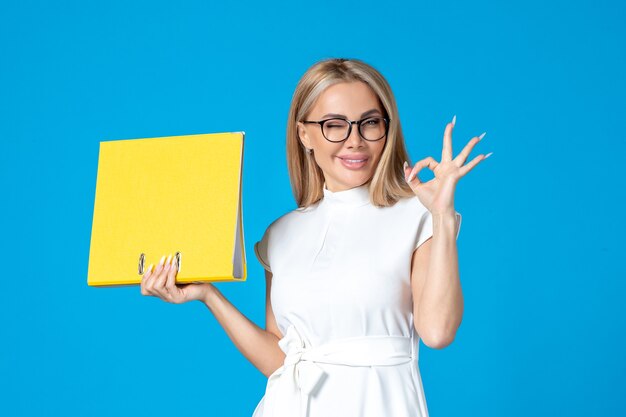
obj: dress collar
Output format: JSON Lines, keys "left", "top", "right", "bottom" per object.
{"left": 322, "top": 181, "right": 371, "bottom": 207}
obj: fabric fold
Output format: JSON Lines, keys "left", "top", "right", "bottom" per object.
{"left": 253, "top": 324, "right": 415, "bottom": 417}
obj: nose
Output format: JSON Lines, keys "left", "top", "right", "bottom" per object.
{"left": 345, "top": 123, "right": 364, "bottom": 147}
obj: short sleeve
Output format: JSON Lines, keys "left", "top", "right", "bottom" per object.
{"left": 254, "top": 226, "right": 272, "bottom": 273}
{"left": 415, "top": 210, "right": 462, "bottom": 250}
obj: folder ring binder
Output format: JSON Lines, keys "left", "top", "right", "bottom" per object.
{"left": 138, "top": 252, "right": 182, "bottom": 275}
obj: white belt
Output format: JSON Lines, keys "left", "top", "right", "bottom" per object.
{"left": 252, "top": 324, "right": 415, "bottom": 417}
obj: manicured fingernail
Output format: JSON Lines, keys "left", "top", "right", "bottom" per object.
{"left": 403, "top": 161, "right": 408, "bottom": 171}
{"left": 146, "top": 264, "right": 154, "bottom": 274}
{"left": 166, "top": 254, "right": 172, "bottom": 265}
{"left": 451, "top": 115, "right": 456, "bottom": 127}
{"left": 484, "top": 152, "right": 493, "bottom": 159}
{"left": 478, "top": 132, "right": 486, "bottom": 140}
{"left": 158, "top": 255, "right": 166, "bottom": 266}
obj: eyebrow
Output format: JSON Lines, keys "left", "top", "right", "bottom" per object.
{"left": 321, "top": 108, "right": 382, "bottom": 119}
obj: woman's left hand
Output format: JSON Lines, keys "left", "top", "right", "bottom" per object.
{"left": 403, "top": 115, "right": 491, "bottom": 216}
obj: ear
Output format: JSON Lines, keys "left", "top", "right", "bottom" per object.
{"left": 297, "top": 121, "right": 311, "bottom": 150}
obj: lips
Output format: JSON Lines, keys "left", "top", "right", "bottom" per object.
{"left": 338, "top": 155, "right": 369, "bottom": 161}
{"left": 337, "top": 156, "right": 369, "bottom": 169}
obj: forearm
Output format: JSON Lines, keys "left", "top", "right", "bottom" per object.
{"left": 202, "top": 285, "right": 285, "bottom": 377}
{"left": 417, "top": 212, "right": 464, "bottom": 347}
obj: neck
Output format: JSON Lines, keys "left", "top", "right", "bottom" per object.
{"left": 322, "top": 181, "right": 371, "bottom": 207}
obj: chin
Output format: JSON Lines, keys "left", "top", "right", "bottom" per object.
{"left": 336, "top": 174, "right": 373, "bottom": 188}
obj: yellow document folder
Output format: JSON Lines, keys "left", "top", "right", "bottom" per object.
{"left": 87, "top": 131, "right": 247, "bottom": 287}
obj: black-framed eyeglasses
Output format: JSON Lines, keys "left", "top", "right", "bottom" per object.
{"left": 300, "top": 116, "right": 390, "bottom": 143}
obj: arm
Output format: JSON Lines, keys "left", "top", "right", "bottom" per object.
{"left": 410, "top": 212, "right": 463, "bottom": 349}
{"left": 203, "top": 269, "right": 285, "bottom": 377}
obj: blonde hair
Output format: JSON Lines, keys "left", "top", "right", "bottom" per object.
{"left": 287, "top": 57, "right": 417, "bottom": 208}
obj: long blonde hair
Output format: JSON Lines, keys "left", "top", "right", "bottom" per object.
{"left": 286, "top": 58, "right": 416, "bottom": 208}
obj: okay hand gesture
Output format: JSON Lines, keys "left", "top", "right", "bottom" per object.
{"left": 403, "top": 115, "right": 492, "bottom": 216}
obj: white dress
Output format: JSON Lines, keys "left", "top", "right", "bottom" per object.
{"left": 252, "top": 182, "right": 462, "bottom": 417}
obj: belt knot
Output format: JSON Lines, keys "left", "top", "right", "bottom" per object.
{"left": 255, "top": 324, "right": 415, "bottom": 417}
{"left": 279, "top": 326, "right": 326, "bottom": 395}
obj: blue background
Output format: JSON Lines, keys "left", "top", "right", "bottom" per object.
{"left": 1, "top": 0, "right": 625, "bottom": 416}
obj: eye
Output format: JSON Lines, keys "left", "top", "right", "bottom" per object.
{"left": 325, "top": 119, "right": 348, "bottom": 129}
{"left": 364, "top": 118, "right": 381, "bottom": 126}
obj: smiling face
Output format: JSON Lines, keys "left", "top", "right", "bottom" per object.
{"left": 297, "top": 81, "right": 388, "bottom": 192}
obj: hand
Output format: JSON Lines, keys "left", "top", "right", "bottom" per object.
{"left": 140, "top": 254, "right": 214, "bottom": 304}
{"left": 403, "top": 115, "right": 491, "bottom": 215}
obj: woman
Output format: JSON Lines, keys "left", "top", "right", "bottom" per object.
{"left": 140, "top": 58, "right": 491, "bottom": 417}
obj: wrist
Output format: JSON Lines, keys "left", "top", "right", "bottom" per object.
{"left": 431, "top": 211, "right": 459, "bottom": 231}
{"left": 201, "top": 283, "right": 219, "bottom": 306}
{"left": 431, "top": 209, "right": 456, "bottom": 219}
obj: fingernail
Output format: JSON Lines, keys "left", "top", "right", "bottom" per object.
{"left": 146, "top": 263, "right": 154, "bottom": 274}
{"left": 403, "top": 161, "right": 408, "bottom": 171}
{"left": 451, "top": 115, "right": 456, "bottom": 127}
{"left": 166, "top": 254, "right": 172, "bottom": 265}
{"left": 478, "top": 132, "right": 486, "bottom": 140}
{"left": 158, "top": 255, "right": 166, "bottom": 266}
{"left": 484, "top": 152, "right": 493, "bottom": 159}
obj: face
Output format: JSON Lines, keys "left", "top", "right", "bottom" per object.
{"left": 297, "top": 81, "right": 387, "bottom": 192}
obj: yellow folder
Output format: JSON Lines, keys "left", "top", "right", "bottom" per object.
{"left": 87, "top": 131, "right": 247, "bottom": 287}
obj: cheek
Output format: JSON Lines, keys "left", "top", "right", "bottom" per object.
{"left": 312, "top": 150, "right": 337, "bottom": 172}
{"left": 314, "top": 144, "right": 341, "bottom": 162}
{"left": 371, "top": 143, "right": 386, "bottom": 163}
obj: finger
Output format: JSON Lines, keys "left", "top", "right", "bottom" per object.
{"left": 407, "top": 157, "right": 438, "bottom": 184}
{"left": 146, "top": 254, "right": 167, "bottom": 296}
{"left": 441, "top": 117, "right": 455, "bottom": 162}
{"left": 454, "top": 132, "right": 486, "bottom": 167}
{"left": 154, "top": 254, "right": 172, "bottom": 297}
{"left": 407, "top": 157, "right": 437, "bottom": 184}
{"left": 403, "top": 161, "right": 411, "bottom": 181}
{"left": 140, "top": 263, "right": 154, "bottom": 296}
{"left": 165, "top": 255, "right": 179, "bottom": 299}
{"left": 459, "top": 154, "right": 487, "bottom": 177}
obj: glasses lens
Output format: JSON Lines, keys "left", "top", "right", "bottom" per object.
{"left": 359, "top": 117, "right": 387, "bottom": 141}
{"left": 322, "top": 119, "right": 350, "bottom": 142}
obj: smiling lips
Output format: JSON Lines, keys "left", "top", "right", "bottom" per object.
{"left": 338, "top": 155, "right": 369, "bottom": 169}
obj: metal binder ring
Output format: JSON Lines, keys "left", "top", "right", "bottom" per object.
{"left": 138, "top": 253, "right": 145, "bottom": 275}
{"left": 174, "top": 251, "right": 181, "bottom": 271}
{"left": 138, "top": 252, "right": 182, "bottom": 275}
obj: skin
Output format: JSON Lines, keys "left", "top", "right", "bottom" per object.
{"left": 403, "top": 118, "right": 488, "bottom": 348}
{"left": 296, "top": 81, "right": 387, "bottom": 192}
{"left": 140, "top": 81, "right": 491, "bottom": 378}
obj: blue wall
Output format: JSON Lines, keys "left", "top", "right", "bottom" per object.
{"left": 1, "top": 0, "right": 624, "bottom": 415}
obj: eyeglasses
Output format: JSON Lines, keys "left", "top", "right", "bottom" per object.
{"left": 300, "top": 116, "right": 390, "bottom": 143}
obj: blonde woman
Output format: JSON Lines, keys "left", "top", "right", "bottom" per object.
{"left": 140, "top": 58, "right": 491, "bottom": 417}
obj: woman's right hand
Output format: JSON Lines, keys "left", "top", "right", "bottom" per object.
{"left": 140, "top": 254, "right": 214, "bottom": 304}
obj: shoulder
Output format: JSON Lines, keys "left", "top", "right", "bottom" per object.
{"left": 261, "top": 201, "right": 321, "bottom": 239}
{"left": 381, "top": 195, "right": 430, "bottom": 220}
{"left": 389, "top": 196, "right": 463, "bottom": 245}
{"left": 254, "top": 203, "right": 320, "bottom": 272}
